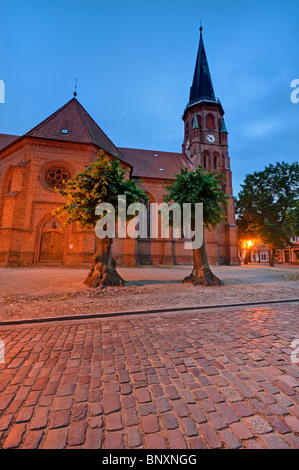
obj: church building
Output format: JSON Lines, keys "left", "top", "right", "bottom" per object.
{"left": 0, "top": 29, "right": 239, "bottom": 267}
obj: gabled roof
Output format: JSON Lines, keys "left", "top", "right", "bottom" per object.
{"left": 118, "top": 147, "right": 191, "bottom": 180}
{"left": 0, "top": 133, "right": 19, "bottom": 151}
{"left": 24, "top": 98, "right": 130, "bottom": 165}
{"left": 187, "top": 29, "right": 217, "bottom": 109}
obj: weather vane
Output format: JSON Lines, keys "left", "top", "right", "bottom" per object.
{"left": 73, "top": 78, "right": 77, "bottom": 98}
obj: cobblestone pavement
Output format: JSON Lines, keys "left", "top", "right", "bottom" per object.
{"left": 0, "top": 303, "right": 299, "bottom": 449}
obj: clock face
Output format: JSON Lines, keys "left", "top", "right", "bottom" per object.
{"left": 206, "top": 134, "right": 215, "bottom": 143}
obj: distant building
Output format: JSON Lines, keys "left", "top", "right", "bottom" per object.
{"left": 240, "top": 238, "right": 299, "bottom": 264}
{"left": 0, "top": 30, "right": 239, "bottom": 267}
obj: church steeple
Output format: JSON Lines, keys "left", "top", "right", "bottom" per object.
{"left": 188, "top": 27, "right": 216, "bottom": 108}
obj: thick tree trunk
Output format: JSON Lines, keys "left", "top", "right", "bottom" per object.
{"left": 244, "top": 249, "right": 250, "bottom": 265}
{"left": 269, "top": 249, "right": 275, "bottom": 267}
{"left": 183, "top": 236, "right": 223, "bottom": 286}
{"left": 84, "top": 237, "right": 124, "bottom": 288}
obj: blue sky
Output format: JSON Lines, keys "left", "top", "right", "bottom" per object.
{"left": 1, "top": 0, "right": 298, "bottom": 195}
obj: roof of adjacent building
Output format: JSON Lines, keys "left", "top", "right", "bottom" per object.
{"left": 24, "top": 97, "right": 130, "bottom": 165}
{"left": 0, "top": 133, "right": 19, "bottom": 151}
{"left": 118, "top": 147, "right": 191, "bottom": 180}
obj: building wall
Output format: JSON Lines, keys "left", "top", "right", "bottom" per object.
{"left": 0, "top": 137, "right": 239, "bottom": 267}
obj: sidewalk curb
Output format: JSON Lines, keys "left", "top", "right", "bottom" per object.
{"left": 0, "top": 298, "right": 298, "bottom": 327}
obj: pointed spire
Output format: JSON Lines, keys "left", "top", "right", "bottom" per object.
{"left": 188, "top": 27, "right": 216, "bottom": 107}
{"left": 192, "top": 115, "right": 199, "bottom": 129}
{"left": 220, "top": 118, "right": 228, "bottom": 133}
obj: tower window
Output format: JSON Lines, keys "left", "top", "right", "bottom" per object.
{"left": 214, "top": 156, "right": 217, "bottom": 169}
{"left": 206, "top": 114, "right": 215, "bottom": 130}
{"left": 202, "top": 155, "right": 207, "bottom": 168}
{"left": 61, "top": 129, "right": 69, "bottom": 134}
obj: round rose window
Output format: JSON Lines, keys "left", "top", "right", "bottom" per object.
{"left": 44, "top": 166, "right": 70, "bottom": 190}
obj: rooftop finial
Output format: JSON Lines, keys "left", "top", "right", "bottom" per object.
{"left": 200, "top": 19, "right": 203, "bottom": 33}
{"left": 73, "top": 78, "right": 77, "bottom": 98}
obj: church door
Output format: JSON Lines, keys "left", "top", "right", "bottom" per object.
{"left": 39, "top": 231, "right": 64, "bottom": 262}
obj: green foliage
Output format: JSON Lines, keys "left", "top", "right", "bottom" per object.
{"left": 53, "top": 153, "right": 148, "bottom": 228}
{"left": 236, "top": 161, "right": 299, "bottom": 249}
{"left": 164, "top": 166, "right": 227, "bottom": 229}
{"left": 287, "top": 200, "right": 299, "bottom": 236}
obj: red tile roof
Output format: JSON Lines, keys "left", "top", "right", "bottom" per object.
{"left": 0, "top": 100, "right": 192, "bottom": 181}
{"left": 118, "top": 147, "right": 191, "bottom": 179}
{"left": 24, "top": 98, "right": 130, "bottom": 165}
{"left": 0, "top": 133, "right": 19, "bottom": 151}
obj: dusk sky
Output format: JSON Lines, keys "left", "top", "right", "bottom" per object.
{"left": 1, "top": 0, "right": 298, "bottom": 195}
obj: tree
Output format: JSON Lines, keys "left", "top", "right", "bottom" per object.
{"left": 165, "top": 166, "right": 227, "bottom": 286}
{"left": 54, "top": 153, "right": 147, "bottom": 288}
{"left": 236, "top": 161, "right": 299, "bottom": 266}
{"left": 287, "top": 200, "right": 299, "bottom": 236}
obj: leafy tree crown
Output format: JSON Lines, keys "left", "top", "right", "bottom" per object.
{"left": 164, "top": 166, "right": 228, "bottom": 229}
{"left": 53, "top": 153, "right": 148, "bottom": 228}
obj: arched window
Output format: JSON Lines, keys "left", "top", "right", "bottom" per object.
{"left": 213, "top": 155, "right": 217, "bottom": 169}
{"left": 202, "top": 154, "right": 207, "bottom": 168}
{"left": 206, "top": 114, "right": 215, "bottom": 130}
{"left": 185, "top": 120, "right": 189, "bottom": 137}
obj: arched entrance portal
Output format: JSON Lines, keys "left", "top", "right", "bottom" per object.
{"left": 38, "top": 216, "right": 65, "bottom": 263}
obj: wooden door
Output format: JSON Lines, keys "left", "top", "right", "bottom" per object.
{"left": 39, "top": 232, "right": 64, "bottom": 261}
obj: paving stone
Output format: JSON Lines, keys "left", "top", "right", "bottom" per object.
{"left": 144, "top": 434, "right": 167, "bottom": 449}
{"left": 49, "top": 410, "right": 70, "bottom": 429}
{"left": 199, "top": 423, "right": 222, "bottom": 449}
{"left": 220, "top": 429, "right": 241, "bottom": 449}
{"left": 181, "top": 418, "right": 198, "bottom": 437}
{"left": 135, "top": 389, "right": 151, "bottom": 404}
{"left": 106, "top": 412, "right": 123, "bottom": 431}
{"left": 285, "top": 416, "right": 299, "bottom": 433}
{"left": 68, "top": 421, "right": 88, "bottom": 446}
{"left": 246, "top": 416, "right": 274, "bottom": 434}
{"left": 261, "top": 433, "right": 290, "bottom": 449}
{"left": 162, "top": 413, "right": 178, "bottom": 430}
{"left": 166, "top": 429, "right": 187, "bottom": 449}
{"left": 155, "top": 396, "right": 171, "bottom": 413}
{"left": 2, "top": 423, "right": 26, "bottom": 449}
{"left": 128, "top": 428, "right": 142, "bottom": 447}
{"left": 102, "top": 393, "right": 121, "bottom": 414}
{"left": 30, "top": 407, "right": 49, "bottom": 430}
{"left": 0, "top": 414, "right": 13, "bottom": 431}
{"left": 188, "top": 437, "right": 208, "bottom": 449}
{"left": 231, "top": 422, "right": 254, "bottom": 440}
{"left": 208, "top": 412, "right": 227, "bottom": 430}
{"left": 43, "top": 428, "right": 68, "bottom": 449}
{"left": 103, "top": 433, "right": 125, "bottom": 449}
{"left": 22, "top": 430, "right": 43, "bottom": 449}
{"left": 16, "top": 406, "right": 34, "bottom": 423}
{"left": 141, "top": 414, "right": 160, "bottom": 433}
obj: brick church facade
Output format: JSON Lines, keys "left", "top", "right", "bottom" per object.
{"left": 0, "top": 30, "right": 239, "bottom": 267}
